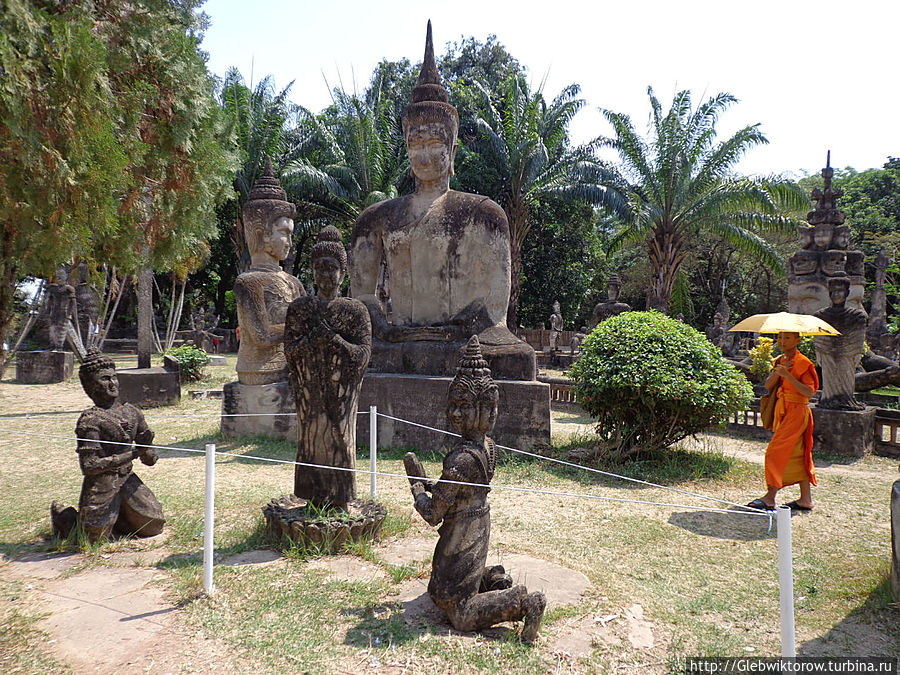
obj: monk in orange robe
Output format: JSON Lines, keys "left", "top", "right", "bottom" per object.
{"left": 748, "top": 331, "right": 819, "bottom": 511}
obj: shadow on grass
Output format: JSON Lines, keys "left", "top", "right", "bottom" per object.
{"left": 797, "top": 575, "right": 900, "bottom": 656}
{"left": 667, "top": 507, "right": 777, "bottom": 542}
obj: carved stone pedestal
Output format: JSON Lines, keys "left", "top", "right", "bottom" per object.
{"left": 811, "top": 406, "right": 876, "bottom": 457}
{"left": 117, "top": 358, "right": 181, "bottom": 408}
{"left": 220, "top": 380, "right": 296, "bottom": 440}
{"left": 15, "top": 350, "right": 74, "bottom": 383}
{"left": 356, "top": 373, "right": 550, "bottom": 452}
{"left": 262, "top": 494, "right": 386, "bottom": 552}
{"left": 892, "top": 479, "right": 900, "bottom": 601}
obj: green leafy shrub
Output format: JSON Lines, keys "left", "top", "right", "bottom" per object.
{"left": 797, "top": 336, "right": 816, "bottom": 365}
{"left": 165, "top": 345, "right": 211, "bottom": 382}
{"left": 571, "top": 311, "right": 753, "bottom": 458}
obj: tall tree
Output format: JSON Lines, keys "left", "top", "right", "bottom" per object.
{"left": 470, "top": 75, "right": 622, "bottom": 328}
{"left": 600, "top": 87, "right": 807, "bottom": 314}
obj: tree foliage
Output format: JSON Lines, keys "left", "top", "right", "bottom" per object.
{"left": 571, "top": 311, "right": 753, "bottom": 458}
{"left": 600, "top": 87, "right": 808, "bottom": 314}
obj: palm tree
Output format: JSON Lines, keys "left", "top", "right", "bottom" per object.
{"left": 470, "top": 75, "right": 622, "bottom": 328}
{"left": 600, "top": 87, "right": 808, "bottom": 314}
{"left": 282, "top": 75, "right": 408, "bottom": 232}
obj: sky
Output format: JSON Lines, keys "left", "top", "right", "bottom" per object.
{"left": 199, "top": 0, "right": 898, "bottom": 179}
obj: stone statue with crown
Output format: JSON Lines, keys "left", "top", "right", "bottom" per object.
{"left": 349, "top": 21, "right": 549, "bottom": 450}
{"left": 50, "top": 348, "right": 165, "bottom": 542}
{"left": 590, "top": 274, "right": 631, "bottom": 328}
{"left": 221, "top": 159, "right": 305, "bottom": 439}
{"left": 404, "top": 336, "right": 546, "bottom": 641}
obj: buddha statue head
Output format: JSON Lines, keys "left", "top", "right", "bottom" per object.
{"left": 447, "top": 336, "right": 498, "bottom": 440}
{"left": 832, "top": 225, "right": 850, "bottom": 250}
{"left": 822, "top": 250, "right": 848, "bottom": 276}
{"left": 798, "top": 225, "right": 815, "bottom": 250}
{"left": 826, "top": 276, "right": 851, "bottom": 308}
{"left": 242, "top": 157, "right": 296, "bottom": 267}
{"left": 79, "top": 348, "right": 118, "bottom": 408}
{"left": 607, "top": 274, "right": 622, "bottom": 302}
{"left": 813, "top": 222, "right": 834, "bottom": 250}
{"left": 789, "top": 250, "right": 820, "bottom": 276}
{"left": 401, "top": 22, "right": 460, "bottom": 188}
{"left": 310, "top": 225, "right": 347, "bottom": 300}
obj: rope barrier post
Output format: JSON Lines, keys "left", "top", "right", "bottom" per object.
{"left": 776, "top": 505, "right": 795, "bottom": 656}
{"left": 369, "top": 405, "right": 377, "bottom": 499}
{"left": 203, "top": 443, "right": 215, "bottom": 596}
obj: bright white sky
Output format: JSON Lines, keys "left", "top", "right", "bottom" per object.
{"left": 200, "top": 0, "right": 897, "bottom": 179}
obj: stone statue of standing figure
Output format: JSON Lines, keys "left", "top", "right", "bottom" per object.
{"left": 285, "top": 226, "right": 372, "bottom": 510}
{"left": 51, "top": 348, "right": 165, "bottom": 542}
{"left": 404, "top": 336, "right": 546, "bottom": 642}
{"left": 548, "top": 301, "right": 563, "bottom": 352}
{"left": 814, "top": 277, "right": 868, "bottom": 410}
{"left": 234, "top": 157, "right": 305, "bottom": 385}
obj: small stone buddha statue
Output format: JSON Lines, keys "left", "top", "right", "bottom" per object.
{"left": 349, "top": 21, "right": 533, "bottom": 380}
{"left": 548, "top": 301, "right": 563, "bottom": 352}
{"left": 591, "top": 274, "right": 632, "bottom": 328}
{"left": 814, "top": 277, "right": 868, "bottom": 410}
{"left": 234, "top": 158, "right": 305, "bottom": 385}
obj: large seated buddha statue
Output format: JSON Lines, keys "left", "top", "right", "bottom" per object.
{"left": 349, "top": 22, "right": 534, "bottom": 381}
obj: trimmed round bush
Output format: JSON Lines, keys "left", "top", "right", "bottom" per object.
{"left": 570, "top": 311, "right": 753, "bottom": 458}
{"left": 165, "top": 344, "right": 211, "bottom": 382}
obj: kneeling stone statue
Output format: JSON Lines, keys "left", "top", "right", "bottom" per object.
{"left": 404, "top": 336, "right": 546, "bottom": 641}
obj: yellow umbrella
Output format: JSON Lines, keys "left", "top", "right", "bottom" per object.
{"left": 728, "top": 312, "right": 840, "bottom": 336}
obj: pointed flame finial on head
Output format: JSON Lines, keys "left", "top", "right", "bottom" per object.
{"left": 402, "top": 21, "right": 458, "bottom": 136}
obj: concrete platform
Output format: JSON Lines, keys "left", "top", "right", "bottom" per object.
{"left": 811, "top": 405, "right": 876, "bottom": 456}
{"left": 15, "top": 350, "right": 74, "bottom": 384}
{"left": 220, "top": 380, "right": 296, "bottom": 440}
{"left": 356, "top": 372, "right": 550, "bottom": 452}
{"left": 116, "top": 367, "right": 181, "bottom": 408}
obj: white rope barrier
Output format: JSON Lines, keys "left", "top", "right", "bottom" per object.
{"left": 0, "top": 426, "right": 773, "bottom": 519}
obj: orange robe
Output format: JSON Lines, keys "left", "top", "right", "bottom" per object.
{"left": 765, "top": 352, "right": 819, "bottom": 489}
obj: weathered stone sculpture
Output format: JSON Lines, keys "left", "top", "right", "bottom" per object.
{"left": 814, "top": 277, "right": 867, "bottom": 410}
{"left": 46, "top": 281, "right": 77, "bottom": 350}
{"left": 591, "top": 274, "right": 632, "bottom": 328}
{"left": 789, "top": 153, "right": 865, "bottom": 313}
{"left": 548, "top": 301, "right": 563, "bottom": 352}
{"left": 868, "top": 248, "right": 891, "bottom": 349}
{"left": 222, "top": 159, "right": 304, "bottom": 439}
{"left": 404, "top": 336, "right": 546, "bottom": 642}
{"left": 234, "top": 158, "right": 305, "bottom": 385}
{"left": 50, "top": 348, "right": 165, "bottom": 542}
{"left": 892, "top": 479, "right": 900, "bottom": 601}
{"left": 285, "top": 226, "right": 372, "bottom": 510}
{"left": 349, "top": 21, "right": 533, "bottom": 381}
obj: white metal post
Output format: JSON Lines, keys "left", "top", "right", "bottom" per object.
{"left": 203, "top": 443, "right": 215, "bottom": 595}
{"left": 369, "top": 405, "right": 377, "bottom": 499}
{"left": 776, "top": 505, "right": 795, "bottom": 657}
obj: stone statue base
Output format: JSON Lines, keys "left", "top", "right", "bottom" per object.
{"left": 811, "top": 406, "right": 876, "bottom": 457}
{"left": 15, "top": 350, "right": 74, "bottom": 384}
{"left": 368, "top": 328, "right": 535, "bottom": 381}
{"left": 892, "top": 479, "right": 900, "bottom": 602}
{"left": 116, "top": 364, "right": 181, "bottom": 408}
{"left": 220, "top": 380, "right": 296, "bottom": 440}
{"left": 357, "top": 373, "right": 550, "bottom": 451}
{"left": 262, "top": 494, "right": 386, "bottom": 552}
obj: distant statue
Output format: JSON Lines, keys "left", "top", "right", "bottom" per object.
{"left": 591, "top": 274, "right": 631, "bottom": 328}
{"left": 814, "top": 277, "right": 868, "bottom": 410}
{"left": 50, "top": 348, "right": 165, "bottom": 542}
{"left": 548, "top": 301, "right": 563, "bottom": 352}
{"left": 234, "top": 158, "right": 305, "bottom": 384}
{"left": 404, "top": 336, "right": 546, "bottom": 642}
{"left": 349, "top": 21, "right": 533, "bottom": 380}
{"left": 45, "top": 282, "right": 77, "bottom": 350}
{"left": 570, "top": 326, "right": 589, "bottom": 355}
{"left": 285, "top": 226, "right": 372, "bottom": 510}
{"left": 190, "top": 306, "right": 220, "bottom": 353}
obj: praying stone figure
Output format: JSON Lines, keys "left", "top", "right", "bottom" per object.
{"left": 548, "top": 301, "right": 563, "bottom": 352}
{"left": 814, "top": 277, "right": 868, "bottom": 410}
{"left": 591, "top": 274, "right": 632, "bottom": 328}
{"left": 234, "top": 158, "right": 305, "bottom": 385}
{"left": 285, "top": 227, "right": 372, "bottom": 510}
{"left": 404, "top": 336, "right": 546, "bottom": 641}
{"left": 349, "top": 21, "right": 533, "bottom": 381}
{"left": 50, "top": 348, "right": 165, "bottom": 542}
